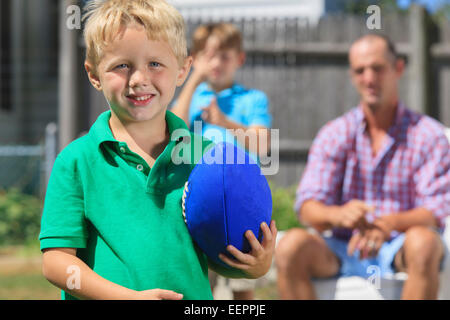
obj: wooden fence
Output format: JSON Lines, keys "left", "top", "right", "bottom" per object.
{"left": 83, "top": 8, "right": 450, "bottom": 187}
{"left": 176, "top": 8, "right": 450, "bottom": 187}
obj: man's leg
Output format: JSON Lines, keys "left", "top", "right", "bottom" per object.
{"left": 393, "top": 226, "right": 444, "bottom": 300}
{"left": 275, "top": 228, "right": 340, "bottom": 299}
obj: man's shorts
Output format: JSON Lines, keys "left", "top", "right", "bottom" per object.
{"left": 323, "top": 231, "right": 446, "bottom": 279}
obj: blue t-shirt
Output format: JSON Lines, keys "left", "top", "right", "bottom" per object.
{"left": 187, "top": 82, "right": 272, "bottom": 145}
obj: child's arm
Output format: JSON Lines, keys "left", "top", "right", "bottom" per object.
{"left": 208, "top": 221, "right": 277, "bottom": 279}
{"left": 201, "top": 98, "right": 271, "bottom": 156}
{"left": 42, "top": 248, "right": 183, "bottom": 300}
{"left": 170, "top": 50, "right": 215, "bottom": 127}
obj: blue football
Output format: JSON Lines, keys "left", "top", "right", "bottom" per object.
{"left": 182, "top": 142, "right": 272, "bottom": 268}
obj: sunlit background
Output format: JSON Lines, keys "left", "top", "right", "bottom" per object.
{"left": 0, "top": 0, "right": 449, "bottom": 299}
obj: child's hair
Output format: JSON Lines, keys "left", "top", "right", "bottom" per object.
{"left": 190, "top": 22, "right": 243, "bottom": 56}
{"left": 82, "top": 0, "right": 187, "bottom": 71}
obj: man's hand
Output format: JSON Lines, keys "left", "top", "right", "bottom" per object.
{"left": 372, "top": 215, "right": 396, "bottom": 239}
{"left": 347, "top": 227, "right": 388, "bottom": 259}
{"left": 218, "top": 221, "right": 277, "bottom": 279}
{"left": 331, "top": 199, "right": 374, "bottom": 230}
{"left": 201, "top": 97, "right": 227, "bottom": 127}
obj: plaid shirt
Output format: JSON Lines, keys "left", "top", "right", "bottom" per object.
{"left": 295, "top": 103, "right": 450, "bottom": 240}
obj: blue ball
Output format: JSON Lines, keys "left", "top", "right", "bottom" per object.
{"left": 182, "top": 142, "right": 272, "bottom": 268}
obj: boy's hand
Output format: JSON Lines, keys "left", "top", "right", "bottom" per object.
{"left": 191, "top": 43, "right": 217, "bottom": 82}
{"left": 134, "top": 289, "right": 183, "bottom": 300}
{"left": 218, "top": 221, "right": 277, "bottom": 279}
{"left": 201, "top": 97, "right": 227, "bottom": 127}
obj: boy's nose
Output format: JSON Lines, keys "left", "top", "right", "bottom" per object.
{"left": 129, "top": 68, "right": 151, "bottom": 88}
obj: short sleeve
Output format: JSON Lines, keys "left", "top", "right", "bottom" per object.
{"left": 245, "top": 91, "right": 272, "bottom": 128}
{"left": 294, "top": 122, "right": 347, "bottom": 215}
{"left": 39, "top": 152, "right": 88, "bottom": 251}
{"left": 414, "top": 132, "right": 450, "bottom": 228}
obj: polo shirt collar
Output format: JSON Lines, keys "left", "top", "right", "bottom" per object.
{"left": 199, "top": 82, "right": 245, "bottom": 97}
{"left": 89, "top": 109, "right": 191, "bottom": 149}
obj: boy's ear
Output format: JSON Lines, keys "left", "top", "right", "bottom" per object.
{"left": 176, "top": 56, "right": 193, "bottom": 87}
{"left": 85, "top": 61, "right": 102, "bottom": 91}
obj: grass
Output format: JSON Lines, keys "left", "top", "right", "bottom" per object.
{"left": 0, "top": 243, "right": 279, "bottom": 300}
{"left": 0, "top": 243, "right": 59, "bottom": 300}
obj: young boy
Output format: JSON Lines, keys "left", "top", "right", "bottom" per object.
{"left": 170, "top": 22, "right": 272, "bottom": 158}
{"left": 171, "top": 22, "right": 272, "bottom": 300}
{"left": 39, "top": 0, "right": 276, "bottom": 300}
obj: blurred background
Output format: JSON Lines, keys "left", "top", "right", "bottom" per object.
{"left": 0, "top": 0, "right": 449, "bottom": 299}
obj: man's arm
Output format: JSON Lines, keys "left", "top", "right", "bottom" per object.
{"left": 374, "top": 207, "right": 438, "bottom": 235}
{"left": 42, "top": 248, "right": 183, "bottom": 300}
{"left": 348, "top": 207, "right": 439, "bottom": 260}
{"left": 300, "top": 199, "right": 373, "bottom": 233}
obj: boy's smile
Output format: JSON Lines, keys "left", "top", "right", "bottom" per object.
{"left": 86, "top": 23, "right": 190, "bottom": 124}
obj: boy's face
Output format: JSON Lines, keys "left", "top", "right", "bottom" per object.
{"left": 201, "top": 37, "right": 245, "bottom": 90}
{"left": 86, "top": 24, "right": 191, "bottom": 123}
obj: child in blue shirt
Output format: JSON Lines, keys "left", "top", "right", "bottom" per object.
{"left": 171, "top": 22, "right": 272, "bottom": 159}
{"left": 171, "top": 22, "right": 272, "bottom": 300}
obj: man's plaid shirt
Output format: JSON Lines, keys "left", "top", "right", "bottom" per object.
{"left": 295, "top": 103, "right": 450, "bottom": 240}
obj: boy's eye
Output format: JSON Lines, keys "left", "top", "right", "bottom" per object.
{"left": 115, "top": 64, "right": 128, "bottom": 70}
{"left": 149, "top": 62, "right": 161, "bottom": 68}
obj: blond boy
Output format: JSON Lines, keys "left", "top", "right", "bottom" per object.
{"left": 39, "top": 0, "right": 276, "bottom": 300}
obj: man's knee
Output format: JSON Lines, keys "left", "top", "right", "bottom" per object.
{"left": 402, "top": 226, "right": 443, "bottom": 273}
{"left": 275, "top": 228, "right": 314, "bottom": 270}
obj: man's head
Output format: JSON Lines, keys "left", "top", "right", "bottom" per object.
{"left": 191, "top": 23, "right": 245, "bottom": 91}
{"left": 83, "top": 0, "right": 192, "bottom": 123}
{"left": 349, "top": 34, "right": 405, "bottom": 111}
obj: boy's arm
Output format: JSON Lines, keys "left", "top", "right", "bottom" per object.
{"left": 171, "top": 50, "right": 215, "bottom": 127}
{"left": 170, "top": 70, "right": 204, "bottom": 128}
{"left": 42, "top": 248, "right": 183, "bottom": 300}
{"left": 225, "top": 121, "right": 271, "bottom": 157}
{"left": 201, "top": 99, "right": 270, "bottom": 156}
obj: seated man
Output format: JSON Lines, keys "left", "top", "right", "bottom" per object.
{"left": 276, "top": 34, "right": 450, "bottom": 300}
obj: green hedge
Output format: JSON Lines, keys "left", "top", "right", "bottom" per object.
{"left": 269, "top": 182, "right": 303, "bottom": 231}
{"left": 0, "top": 189, "right": 43, "bottom": 246}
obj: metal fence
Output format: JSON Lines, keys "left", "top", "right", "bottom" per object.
{"left": 0, "top": 123, "right": 57, "bottom": 197}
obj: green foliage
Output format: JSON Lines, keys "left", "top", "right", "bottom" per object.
{"left": 0, "top": 189, "right": 43, "bottom": 246}
{"left": 269, "top": 182, "right": 303, "bottom": 231}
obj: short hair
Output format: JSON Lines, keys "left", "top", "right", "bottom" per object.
{"left": 190, "top": 23, "right": 243, "bottom": 56}
{"left": 350, "top": 33, "right": 399, "bottom": 64}
{"left": 82, "top": 0, "right": 187, "bottom": 71}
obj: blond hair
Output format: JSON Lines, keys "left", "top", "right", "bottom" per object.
{"left": 83, "top": 0, "right": 187, "bottom": 70}
{"left": 191, "top": 23, "right": 243, "bottom": 56}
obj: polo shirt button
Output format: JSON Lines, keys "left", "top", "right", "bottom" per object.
{"left": 119, "top": 147, "right": 126, "bottom": 153}
{"left": 136, "top": 164, "right": 144, "bottom": 172}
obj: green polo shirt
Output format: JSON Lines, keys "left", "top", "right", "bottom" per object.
{"left": 39, "top": 110, "right": 214, "bottom": 300}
